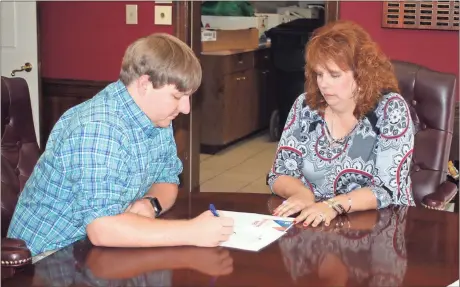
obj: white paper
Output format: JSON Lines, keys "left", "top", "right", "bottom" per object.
{"left": 201, "top": 30, "right": 217, "bottom": 42}
{"left": 448, "top": 280, "right": 459, "bottom": 287}
{"left": 218, "top": 211, "right": 295, "bottom": 252}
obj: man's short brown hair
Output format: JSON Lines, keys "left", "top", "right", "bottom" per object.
{"left": 120, "top": 33, "right": 202, "bottom": 93}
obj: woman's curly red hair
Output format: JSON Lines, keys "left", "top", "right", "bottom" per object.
{"left": 304, "top": 20, "right": 400, "bottom": 119}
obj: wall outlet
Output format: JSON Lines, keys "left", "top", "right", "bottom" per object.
{"left": 126, "top": 4, "right": 138, "bottom": 25}
{"left": 154, "top": 5, "right": 172, "bottom": 25}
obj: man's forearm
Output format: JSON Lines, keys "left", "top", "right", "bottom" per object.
{"left": 87, "top": 212, "right": 194, "bottom": 248}
{"left": 86, "top": 247, "right": 192, "bottom": 279}
{"left": 144, "top": 183, "right": 179, "bottom": 213}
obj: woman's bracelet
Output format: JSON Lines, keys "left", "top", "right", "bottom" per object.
{"left": 346, "top": 197, "right": 352, "bottom": 213}
{"left": 323, "top": 201, "right": 338, "bottom": 215}
{"left": 323, "top": 198, "right": 349, "bottom": 215}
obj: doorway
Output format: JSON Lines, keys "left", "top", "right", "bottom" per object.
{"left": 1, "top": 1, "right": 41, "bottom": 146}
{"left": 174, "top": 1, "right": 340, "bottom": 193}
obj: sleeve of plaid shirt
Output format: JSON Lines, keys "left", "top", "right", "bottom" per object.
{"left": 154, "top": 123, "right": 183, "bottom": 185}
{"left": 59, "top": 121, "right": 133, "bottom": 229}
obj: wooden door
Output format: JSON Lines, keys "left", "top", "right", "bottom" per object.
{"left": 174, "top": 1, "right": 202, "bottom": 193}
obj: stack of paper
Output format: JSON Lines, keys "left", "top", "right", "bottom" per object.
{"left": 218, "top": 211, "right": 295, "bottom": 252}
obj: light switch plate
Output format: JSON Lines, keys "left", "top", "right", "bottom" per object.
{"left": 126, "top": 4, "right": 138, "bottom": 25}
{"left": 154, "top": 5, "right": 172, "bottom": 25}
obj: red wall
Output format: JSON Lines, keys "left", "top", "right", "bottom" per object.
{"left": 340, "top": 1, "right": 459, "bottom": 99}
{"left": 39, "top": 2, "right": 174, "bottom": 81}
{"left": 40, "top": 1, "right": 459, "bottom": 98}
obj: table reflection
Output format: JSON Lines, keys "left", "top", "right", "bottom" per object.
{"left": 277, "top": 205, "right": 409, "bottom": 287}
{"left": 29, "top": 242, "right": 233, "bottom": 287}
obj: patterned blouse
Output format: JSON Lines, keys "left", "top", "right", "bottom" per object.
{"left": 268, "top": 92, "right": 415, "bottom": 208}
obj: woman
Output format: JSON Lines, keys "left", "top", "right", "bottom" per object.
{"left": 269, "top": 20, "right": 415, "bottom": 227}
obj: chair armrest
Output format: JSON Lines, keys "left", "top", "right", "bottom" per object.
{"left": 421, "top": 181, "right": 458, "bottom": 211}
{"left": 1, "top": 238, "right": 32, "bottom": 267}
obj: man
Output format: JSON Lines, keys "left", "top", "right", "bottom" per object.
{"left": 7, "top": 33, "right": 234, "bottom": 259}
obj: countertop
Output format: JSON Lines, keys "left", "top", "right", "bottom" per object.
{"left": 201, "top": 42, "right": 271, "bottom": 56}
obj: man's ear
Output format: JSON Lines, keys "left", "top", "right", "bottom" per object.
{"left": 136, "top": 75, "right": 151, "bottom": 96}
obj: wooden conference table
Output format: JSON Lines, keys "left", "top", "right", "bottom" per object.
{"left": 2, "top": 193, "right": 459, "bottom": 287}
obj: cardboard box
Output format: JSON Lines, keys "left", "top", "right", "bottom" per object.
{"left": 201, "top": 15, "right": 268, "bottom": 38}
{"left": 201, "top": 28, "right": 260, "bottom": 52}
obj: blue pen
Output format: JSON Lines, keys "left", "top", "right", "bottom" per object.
{"left": 209, "top": 204, "right": 235, "bottom": 234}
{"left": 209, "top": 203, "right": 220, "bottom": 217}
{"left": 209, "top": 204, "right": 220, "bottom": 287}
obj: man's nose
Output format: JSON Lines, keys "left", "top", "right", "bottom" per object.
{"left": 179, "top": 97, "right": 190, "bottom": 115}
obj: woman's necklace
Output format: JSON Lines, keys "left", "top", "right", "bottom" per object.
{"left": 324, "top": 108, "right": 359, "bottom": 148}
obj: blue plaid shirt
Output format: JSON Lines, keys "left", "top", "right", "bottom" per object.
{"left": 7, "top": 80, "right": 183, "bottom": 256}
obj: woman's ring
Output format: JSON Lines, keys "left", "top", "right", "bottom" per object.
{"left": 317, "top": 213, "right": 325, "bottom": 221}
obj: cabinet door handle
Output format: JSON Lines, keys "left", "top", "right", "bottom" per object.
{"left": 241, "top": 76, "right": 246, "bottom": 80}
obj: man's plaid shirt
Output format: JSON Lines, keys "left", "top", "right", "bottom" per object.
{"left": 8, "top": 80, "right": 182, "bottom": 256}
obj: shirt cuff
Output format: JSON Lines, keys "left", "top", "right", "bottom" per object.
{"left": 371, "top": 186, "right": 392, "bottom": 209}
{"left": 73, "top": 199, "right": 125, "bottom": 229}
{"left": 267, "top": 173, "right": 280, "bottom": 195}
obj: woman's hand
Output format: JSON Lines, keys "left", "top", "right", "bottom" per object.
{"left": 295, "top": 202, "right": 338, "bottom": 227}
{"left": 273, "top": 190, "right": 315, "bottom": 217}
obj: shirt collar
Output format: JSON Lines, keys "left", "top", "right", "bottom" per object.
{"left": 113, "top": 80, "right": 157, "bottom": 137}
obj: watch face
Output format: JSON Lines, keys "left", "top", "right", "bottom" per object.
{"left": 151, "top": 197, "right": 162, "bottom": 217}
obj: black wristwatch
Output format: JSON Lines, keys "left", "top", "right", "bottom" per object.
{"left": 143, "top": 197, "right": 162, "bottom": 218}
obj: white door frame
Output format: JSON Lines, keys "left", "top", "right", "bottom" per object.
{"left": 1, "top": 1, "right": 41, "bottom": 146}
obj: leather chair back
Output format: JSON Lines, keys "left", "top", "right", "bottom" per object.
{"left": 392, "top": 61, "right": 457, "bottom": 204}
{"left": 1, "top": 76, "right": 40, "bottom": 237}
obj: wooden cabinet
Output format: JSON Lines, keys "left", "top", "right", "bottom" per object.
{"left": 200, "top": 47, "right": 275, "bottom": 153}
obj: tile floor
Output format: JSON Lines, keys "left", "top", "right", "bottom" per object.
{"left": 199, "top": 131, "right": 456, "bottom": 212}
{"left": 199, "top": 131, "right": 277, "bottom": 194}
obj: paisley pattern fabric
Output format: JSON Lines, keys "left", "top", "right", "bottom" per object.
{"left": 268, "top": 93, "right": 415, "bottom": 208}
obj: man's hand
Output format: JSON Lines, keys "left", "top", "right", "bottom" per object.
{"left": 187, "top": 211, "right": 234, "bottom": 247}
{"left": 125, "top": 199, "right": 155, "bottom": 218}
